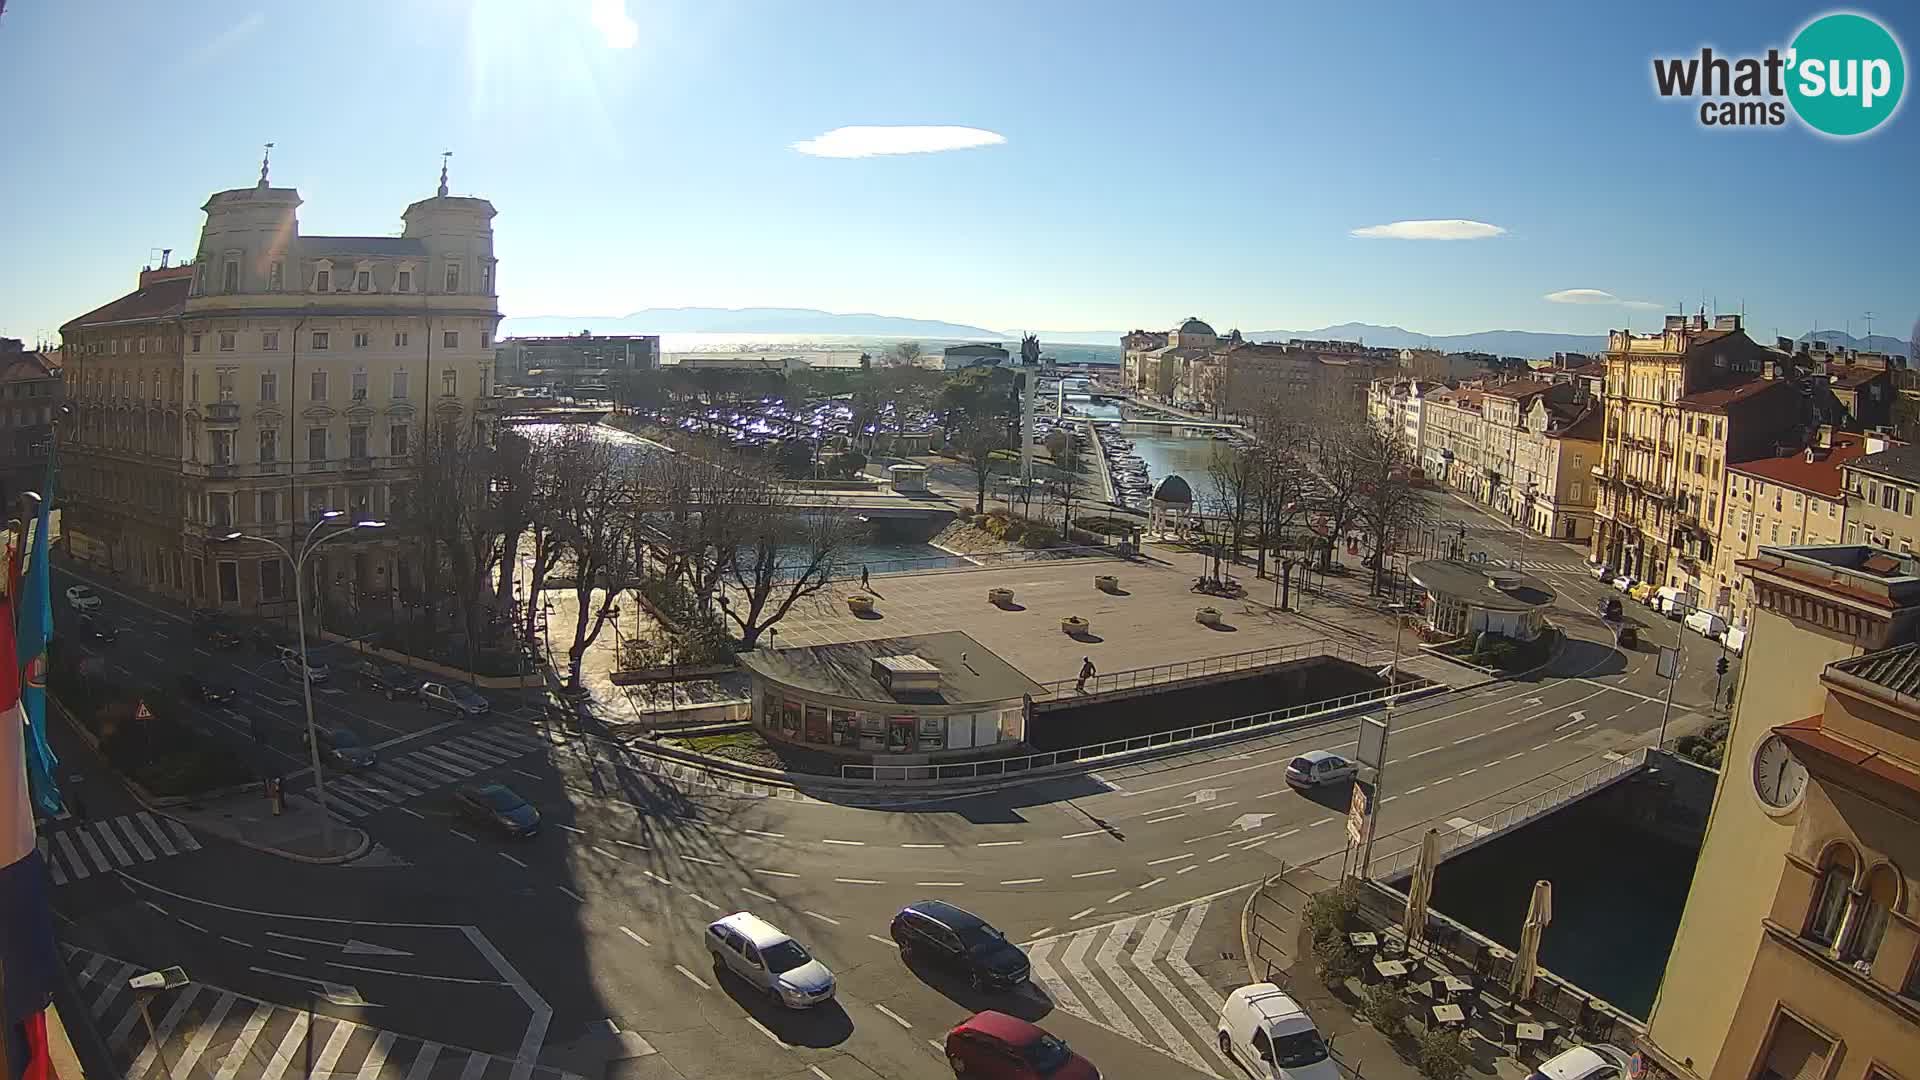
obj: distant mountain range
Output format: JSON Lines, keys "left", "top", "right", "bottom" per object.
{"left": 499, "top": 308, "right": 1913, "bottom": 362}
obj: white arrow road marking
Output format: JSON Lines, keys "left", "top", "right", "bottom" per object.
{"left": 1229, "top": 813, "right": 1273, "bottom": 832}
{"left": 1185, "top": 788, "right": 1221, "bottom": 805}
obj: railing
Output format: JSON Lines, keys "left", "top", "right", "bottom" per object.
{"left": 1032, "top": 637, "right": 1381, "bottom": 701}
{"left": 1366, "top": 747, "right": 1649, "bottom": 880}
{"left": 841, "top": 672, "right": 1435, "bottom": 783}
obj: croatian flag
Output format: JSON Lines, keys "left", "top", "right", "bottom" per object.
{"left": 1, "top": 565, "right": 59, "bottom": 1080}
{"left": 14, "top": 477, "right": 61, "bottom": 818}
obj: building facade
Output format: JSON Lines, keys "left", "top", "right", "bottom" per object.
{"left": 59, "top": 163, "right": 501, "bottom": 614}
{"left": 1842, "top": 443, "right": 1920, "bottom": 556}
{"left": 0, "top": 339, "right": 61, "bottom": 508}
{"left": 495, "top": 333, "right": 659, "bottom": 386}
{"left": 1512, "top": 394, "right": 1602, "bottom": 542}
{"left": 1717, "top": 433, "right": 1868, "bottom": 628}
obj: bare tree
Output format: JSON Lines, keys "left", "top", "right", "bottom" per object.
{"left": 415, "top": 423, "right": 507, "bottom": 671}
{"left": 1351, "top": 426, "right": 1428, "bottom": 594}
{"left": 886, "top": 341, "right": 924, "bottom": 369}
{"left": 1206, "top": 443, "right": 1259, "bottom": 577}
{"left": 722, "top": 493, "right": 859, "bottom": 648}
{"left": 544, "top": 433, "right": 639, "bottom": 689}
{"left": 1313, "top": 428, "right": 1368, "bottom": 572}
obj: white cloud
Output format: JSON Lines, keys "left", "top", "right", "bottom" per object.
{"left": 791, "top": 126, "right": 1006, "bottom": 158}
{"left": 588, "top": 0, "right": 639, "bottom": 48}
{"left": 1545, "top": 289, "right": 1662, "bottom": 310}
{"left": 1349, "top": 219, "right": 1506, "bottom": 240}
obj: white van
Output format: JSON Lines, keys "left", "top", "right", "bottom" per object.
{"left": 1684, "top": 608, "right": 1727, "bottom": 640}
{"left": 1216, "top": 984, "right": 1338, "bottom": 1080}
{"left": 1653, "top": 586, "right": 1686, "bottom": 619}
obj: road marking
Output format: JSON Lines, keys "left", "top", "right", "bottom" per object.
{"left": 1404, "top": 785, "right": 1427, "bottom": 795}
{"left": 821, "top": 838, "right": 864, "bottom": 846}
{"left": 915, "top": 881, "right": 965, "bottom": 887}
{"left": 558, "top": 886, "right": 585, "bottom": 903}
{"left": 834, "top": 877, "right": 884, "bottom": 885}
{"left": 899, "top": 842, "right": 945, "bottom": 848}
{"left": 673, "top": 964, "right": 709, "bottom": 989}
{"left": 1382, "top": 795, "right": 1399, "bottom": 803}
{"left": 263, "top": 931, "right": 339, "bottom": 948}
{"left": 977, "top": 840, "right": 1023, "bottom": 847}
{"left": 1433, "top": 776, "right": 1454, "bottom": 785}
{"left": 681, "top": 855, "right": 720, "bottom": 866}
{"left": 754, "top": 867, "right": 798, "bottom": 877}
{"left": 266, "top": 949, "right": 306, "bottom": 962}
{"left": 1070, "top": 907, "right": 1097, "bottom": 920}
{"left": 510, "top": 769, "right": 542, "bottom": 781}
{"left": 1207, "top": 852, "right": 1232, "bottom": 862}
{"left": 613, "top": 838, "right": 650, "bottom": 850}
{"left": 1147, "top": 853, "right": 1194, "bottom": 865}
{"left": 619, "top": 926, "right": 651, "bottom": 947}
{"left": 499, "top": 853, "right": 528, "bottom": 868}
{"left": 1139, "top": 877, "right": 1166, "bottom": 889}
{"left": 804, "top": 911, "right": 841, "bottom": 926}
{"left": 874, "top": 1003, "right": 912, "bottom": 1029}
{"left": 746, "top": 1017, "right": 782, "bottom": 1045}
{"left": 141, "top": 900, "right": 168, "bottom": 916}
{"left": 643, "top": 870, "right": 671, "bottom": 886}
{"left": 744, "top": 829, "right": 785, "bottom": 839}
{"left": 179, "top": 919, "right": 207, "bottom": 933}
{"left": 868, "top": 934, "right": 898, "bottom": 948}
{"left": 449, "top": 828, "right": 475, "bottom": 842}
{"left": 1060, "top": 829, "right": 1104, "bottom": 839}
{"left": 1177, "top": 865, "right": 1199, "bottom": 874}
{"left": 1489, "top": 722, "right": 1519, "bottom": 733}
{"left": 1408, "top": 747, "right": 1443, "bottom": 759}
{"left": 810, "top": 1067, "right": 833, "bottom": 1080}
{"left": 1106, "top": 890, "right": 1133, "bottom": 904}
{"left": 1071, "top": 868, "right": 1116, "bottom": 878}
{"left": 558, "top": 824, "right": 587, "bottom": 836}
{"left": 1452, "top": 734, "right": 1483, "bottom": 745}
{"left": 1257, "top": 791, "right": 1286, "bottom": 799}
{"left": 1529, "top": 744, "right": 1549, "bottom": 752}
{"left": 683, "top": 892, "right": 721, "bottom": 911}
{"left": 590, "top": 846, "right": 622, "bottom": 862}
{"left": 1461, "top": 767, "right": 1479, "bottom": 776}
{"left": 1000, "top": 877, "right": 1044, "bottom": 885}
{"left": 743, "top": 888, "right": 779, "bottom": 903}
{"left": 220, "top": 936, "right": 250, "bottom": 948}
{"left": 399, "top": 808, "right": 426, "bottom": 820}
{"left": 1026, "top": 927, "right": 1055, "bottom": 940}
{"left": 1146, "top": 813, "right": 1186, "bottom": 823}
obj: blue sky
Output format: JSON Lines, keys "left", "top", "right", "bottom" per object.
{"left": 1, "top": 0, "right": 1914, "bottom": 344}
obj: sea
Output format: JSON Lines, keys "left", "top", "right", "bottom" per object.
{"left": 652, "top": 332, "right": 1121, "bottom": 368}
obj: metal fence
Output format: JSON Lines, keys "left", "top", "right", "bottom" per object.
{"left": 1032, "top": 637, "right": 1386, "bottom": 701}
{"left": 1245, "top": 869, "right": 1310, "bottom": 985}
{"left": 839, "top": 675, "right": 1436, "bottom": 782}
{"left": 1365, "top": 747, "right": 1650, "bottom": 881}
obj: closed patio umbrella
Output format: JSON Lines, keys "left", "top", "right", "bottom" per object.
{"left": 1402, "top": 827, "right": 1441, "bottom": 950}
{"left": 1510, "top": 879, "right": 1553, "bottom": 1001}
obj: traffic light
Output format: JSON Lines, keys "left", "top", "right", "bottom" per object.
{"left": 1716, "top": 655, "right": 1730, "bottom": 677}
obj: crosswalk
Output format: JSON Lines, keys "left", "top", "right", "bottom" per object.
{"left": 1026, "top": 901, "right": 1231, "bottom": 1078}
{"left": 316, "top": 726, "right": 555, "bottom": 820}
{"left": 38, "top": 812, "right": 203, "bottom": 886}
{"left": 64, "top": 943, "right": 586, "bottom": 1080}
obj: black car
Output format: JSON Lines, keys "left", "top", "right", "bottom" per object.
{"left": 178, "top": 674, "right": 237, "bottom": 705}
{"left": 454, "top": 783, "right": 540, "bottom": 838}
{"left": 352, "top": 659, "right": 418, "bottom": 701}
{"left": 191, "top": 609, "right": 243, "bottom": 650}
{"left": 76, "top": 615, "right": 119, "bottom": 644}
{"left": 890, "top": 900, "right": 1031, "bottom": 991}
{"left": 306, "top": 725, "right": 377, "bottom": 770}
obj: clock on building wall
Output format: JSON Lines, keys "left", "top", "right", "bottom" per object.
{"left": 1752, "top": 734, "right": 1809, "bottom": 811}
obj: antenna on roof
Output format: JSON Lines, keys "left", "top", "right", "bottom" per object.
{"left": 1863, "top": 311, "right": 1876, "bottom": 338}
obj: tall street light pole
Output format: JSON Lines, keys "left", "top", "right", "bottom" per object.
{"left": 217, "top": 511, "right": 385, "bottom": 852}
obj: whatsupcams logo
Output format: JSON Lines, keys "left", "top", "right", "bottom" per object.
{"left": 1652, "top": 11, "right": 1906, "bottom": 136}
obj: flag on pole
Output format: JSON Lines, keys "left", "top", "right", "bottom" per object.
{"left": 2, "top": 563, "right": 59, "bottom": 1080}
{"left": 14, "top": 475, "right": 61, "bottom": 817}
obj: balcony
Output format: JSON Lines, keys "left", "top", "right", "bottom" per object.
{"left": 306, "top": 460, "right": 336, "bottom": 474}
{"left": 347, "top": 454, "right": 375, "bottom": 475}
{"left": 205, "top": 402, "right": 241, "bottom": 424}
{"left": 207, "top": 463, "right": 235, "bottom": 479}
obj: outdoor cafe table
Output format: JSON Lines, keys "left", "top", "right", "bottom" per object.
{"left": 1515, "top": 1022, "right": 1547, "bottom": 1044}
{"left": 1373, "top": 958, "right": 1410, "bottom": 980}
{"left": 1432, "top": 1004, "right": 1466, "bottom": 1026}
{"left": 1441, "top": 975, "right": 1473, "bottom": 998}
{"left": 1349, "top": 932, "right": 1379, "bottom": 950}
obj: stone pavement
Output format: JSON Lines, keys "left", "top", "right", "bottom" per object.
{"left": 166, "top": 785, "right": 369, "bottom": 863}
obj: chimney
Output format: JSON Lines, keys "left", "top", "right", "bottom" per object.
{"left": 1868, "top": 434, "right": 1889, "bottom": 455}
{"left": 1819, "top": 424, "right": 1834, "bottom": 449}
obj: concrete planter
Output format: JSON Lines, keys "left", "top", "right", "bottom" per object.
{"left": 1195, "top": 606, "right": 1223, "bottom": 626}
{"left": 987, "top": 587, "right": 1015, "bottom": 607}
{"left": 1095, "top": 574, "right": 1120, "bottom": 593}
{"left": 1062, "top": 616, "right": 1091, "bottom": 636}
{"left": 847, "top": 595, "right": 876, "bottom": 615}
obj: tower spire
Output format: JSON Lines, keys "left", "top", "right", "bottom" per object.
{"left": 258, "top": 142, "right": 274, "bottom": 188}
{"left": 438, "top": 150, "right": 452, "bottom": 197}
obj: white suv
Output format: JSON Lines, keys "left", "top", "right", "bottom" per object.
{"left": 704, "top": 912, "right": 836, "bottom": 1008}
{"left": 1217, "top": 984, "right": 1337, "bottom": 1080}
{"left": 64, "top": 584, "right": 102, "bottom": 612}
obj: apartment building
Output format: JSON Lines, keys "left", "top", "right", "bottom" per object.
{"left": 59, "top": 162, "right": 501, "bottom": 613}
{"left": 1645, "top": 544, "right": 1920, "bottom": 1080}
{"left": 1511, "top": 395, "right": 1602, "bottom": 542}
{"left": 1591, "top": 313, "right": 1808, "bottom": 596}
{"left": 1423, "top": 386, "right": 1485, "bottom": 497}
{"left": 1716, "top": 432, "right": 1867, "bottom": 628}
{"left": 0, "top": 339, "right": 61, "bottom": 508}
{"left": 1842, "top": 442, "right": 1920, "bottom": 554}
{"left": 1366, "top": 377, "right": 1434, "bottom": 471}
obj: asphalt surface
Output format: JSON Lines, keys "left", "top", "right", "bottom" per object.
{"left": 45, "top": 489, "right": 1730, "bottom": 1080}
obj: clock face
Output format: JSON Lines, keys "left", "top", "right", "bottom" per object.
{"left": 1753, "top": 735, "right": 1808, "bottom": 809}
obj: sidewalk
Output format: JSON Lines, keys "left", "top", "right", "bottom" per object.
{"left": 166, "top": 786, "right": 370, "bottom": 863}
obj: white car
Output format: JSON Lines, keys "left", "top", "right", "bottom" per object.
{"left": 1217, "top": 983, "right": 1337, "bottom": 1080}
{"left": 276, "top": 645, "right": 331, "bottom": 684}
{"left": 1527, "top": 1045, "right": 1635, "bottom": 1080}
{"left": 1285, "top": 750, "right": 1358, "bottom": 789}
{"left": 1587, "top": 562, "right": 1612, "bottom": 581}
{"left": 64, "top": 584, "right": 102, "bottom": 612}
{"left": 704, "top": 912, "right": 836, "bottom": 1008}
{"left": 1610, "top": 575, "right": 1635, "bottom": 594}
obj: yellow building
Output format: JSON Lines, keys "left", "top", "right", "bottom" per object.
{"left": 1716, "top": 433, "right": 1867, "bottom": 630}
{"left": 1645, "top": 544, "right": 1920, "bottom": 1080}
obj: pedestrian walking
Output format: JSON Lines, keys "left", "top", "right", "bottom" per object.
{"left": 67, "top": 789, "right": 88, "bottom": 824}
{"left": 860, "top": 565, "right": 871, "bottom": 591}
{"left": 1076, "top": 656, "right": 1095, "bottom": 693}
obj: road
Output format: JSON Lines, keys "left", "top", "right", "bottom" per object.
{"left": 45, "top": 490, "right": 1723, "bottom": 1080}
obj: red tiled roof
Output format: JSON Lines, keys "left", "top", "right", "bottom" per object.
{"left": 0, "top": 351, "right": 60, "bottom": 382}
{"left": 1827, "top": 368, "right": 1885, "bottom": 389}
{"left": 1481, "top": 379, "right": 1556, "bottom": 400}
{"left": 61, "top": 275, "right": 191, "bottom": 331}
{"left": 1729, "top": 433, "right": 1868, "bottom": 498}
{"left": 1676, "top": 377, "right": 1792, "bottom": 413}
{"left": 1775, "top": 718, "right": 1920, "bottom": 798}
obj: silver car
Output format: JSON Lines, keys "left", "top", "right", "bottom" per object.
{"left": 704, "top": 912, "right": 836, "bottom": 1008}
{"left": 419, "top": 681, "right": 490, "bottom": 717}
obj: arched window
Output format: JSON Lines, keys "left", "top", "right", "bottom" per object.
{"left": 1805, "top": 843, "right": 1857, "bottom": 947}
{"left": 1846, "top": 864, "right": 1902, "bottom": 970}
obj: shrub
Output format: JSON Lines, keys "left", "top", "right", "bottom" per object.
{"left": 1305, "top": 881, "right": 1359, "bottom": 943}
{"left": 1315, "top": 935, "right": 1363, "bottom": 985}
{"left": 1362, "top": 983, "right": 1410, "bottom": 1036}
{"left": 1417, "top": 1027, "right": 1470, "bottom": 1080}
{"left": 1021, "top": 526, "right": 1059, "bottom": 549}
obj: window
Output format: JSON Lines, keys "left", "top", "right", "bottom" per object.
{"left": 352, "top": 370, "right": 368, "bottom": 400}
{"left": 480, "top": 262, "right": 492, "bottom": 294}
{"left": 312, "top": 331, "right": 330, "bottom": 351}
{"left": 208, "top": 492, "right": 232, "bottom": 527}
{"left": 1885, "top": 486, "right": 1899, "bottom": 511}
{"left": 349, "top": 425, "right": 368, "bottom": 460}
{"left": 1907, "top": 491, "right": 1915, "bottom": 517}
{"left": 259, "top": 490, "right": 279, "bottom": 525}
{"left": 216, "top": 369, "right": 235, "bottom": 401}
{"left": 219, "top": 331, "right": 235, "bottom": 352}
{"left": 262, "top": 331, "right": 279, "bottom": 352}
{"left": 308, "top": 427, "right": 327, "bottom": 463}
{"left": 443, "top": 330, "right": 459, "bottom": 350}
{"left": 310, "top": 370, "right": 328, "bottom": 401}
{"left": 1754, "top": 1013, "right": 1833, "bottom": 1080}
{"left": 259, "top": 558, "right": 283, "bottom": 600}
{"left": 355, "top": 270, "right": 371, "bottom": 292}
{"left": 210, "top": 430, "right": 233, "bottom": 465}
{"left": 388, "top": 483, "right": 410, "bottom": 520}
{"left": 480, "top": 330, "right": 492, "bottom": 349}
{"left": 390, "top": 423, "right": 409, "bottom": 457}
{"left": 392, "top": 370, "right": 409, "bottom": 399}
{"left": 442, "top": 368, "right": 458, "bottom": 396}
{"left": 190, "top": 333, "right": 202, "bottom": 353}
{"left": 259, "top": 428, "right": 277, "bottom": 463}
{"left": 306, "top": 487, "right": 330, "bottom": 520}
{"left": 394, "top": 331, "right": 409, "bottom": 349}
{"left": 397, "top": 270, "right": 412, "bottom": 293}
{"left": 1806, "top": 850, "right": 1855, "bottom": 946}
{"left": 222, "top": 260, "right": 239, "bottom": 293}
{"left": 1770, "top": 523, "right": 1780, "bottom": 543}
{"left": 268, "top": 261, "right": 283, "bottom": 291}
{"left": 445, "top": 263, "right": 460, "bottom": 292}
{"left": 1847, "top": 866, "right": 1899, "bottom": 969}
{"left": 1571, "top": 482, "right": 1582, "bottom": 500}
{"left": 353, "top": 331, "right": 369, "bottom": 349}
{"left": 217, "top": 561, "right": 240, "bottom": 604}
{"left": 260, "top": 370, "right": 277, "bottom": 402}
{"left": 315, "top": 268, "right": 331, "bottom": 292}
{"left": 349, "top": 486, "right": 371, "bottom": 519}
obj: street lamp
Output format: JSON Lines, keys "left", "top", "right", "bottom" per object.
{"left": 215, "top": 511, "right": 386, "bottom": 852}
{"left": 129, "top": 966, "right": 189, "bottom": 1078}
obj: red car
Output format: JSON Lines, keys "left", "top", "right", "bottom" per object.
{"left": 944, "top": 1011, "right": 1099, "bottom": 1078}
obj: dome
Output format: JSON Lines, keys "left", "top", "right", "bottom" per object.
{"left": 1178, "top": 317, "right": 1216, "bottom": 337}
{"left": 1152, "top": 474, "right": 1194, "bottom": 505}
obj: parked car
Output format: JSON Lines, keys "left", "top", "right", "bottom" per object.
{"left": 191, "top": 609, "right": 243, "bottom": 649}
{"left": 890, "top": 900, "right": 1030, "bottom": 991}
{"left": 75, "top": 615, "right": 119, "bottom": 644}
{"left": 353, "top": 659, "right": 417, "bottom": 700}
{"left": 1285, "top": 750, "right": 1357, "bottom": 790}
{"left": 944, "top": 1011, "right": 1099, "bottom": 1079}
{"left": 1525, "top": 1045, "right": 1635, "bottom": 1080}
{"left": 306, "top": 725, "right": 376, "bottom": 770}
{"left": 1216, "top": 983, "right": 1337, "bottom": 1080}
{"left": 64, "top": 584, "right": 102, "bottom": 612}
{"left": 419, "top": 681, "right": 490, "bottom": 717}
{"left": 1653, "top": 586, "right": 1686, "bottom": 619}
{"left": 703, "top": 912, "right": 836, "bottom": 1008}
{"left": 1685, "top": 608, "right": 1728, "bottom": 640}
{"left": 453, "top": 782, "right": 539, "bottom": 838}
{"left": 178, "top": 674, "right": 237, "bottom": 705}
{"left": 276, "top": 645, "right": 331, "bottom": 684}
{"left": 1587, "top": 562, "right": 1612, "bottom": 581}
{"left": 1599, "top": 596, "right": 1624, "bottom": 622}
{"left": 1610, "top": 575, "right": 1635, "bottom": 594}
{"left": 1628, "top": 582, "right": 1658, "bottom": 607}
